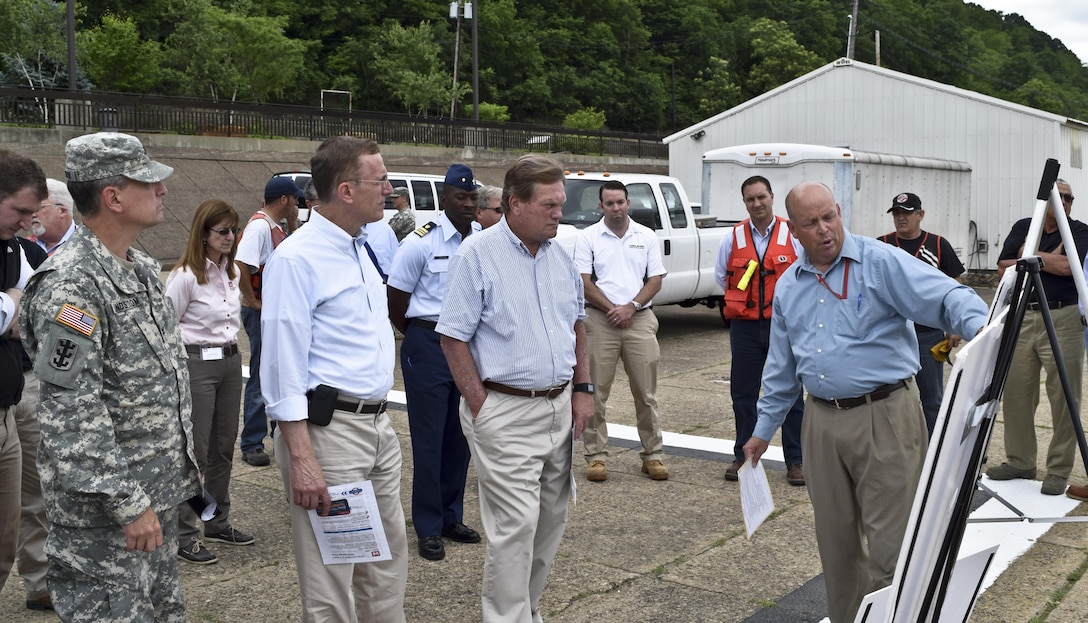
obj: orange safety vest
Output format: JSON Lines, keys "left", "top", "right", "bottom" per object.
{"left": 722, "top": 216, "right": 798, "bottom": 320}
{"left": 239, "top": 211, "right": 287, "bottom": 301}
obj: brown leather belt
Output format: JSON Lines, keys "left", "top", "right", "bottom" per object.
{"left": 812, "top": 379, "right": 909, "bottom": 410}
{"left": 334, "top": 396, "right": 388, "bottom": 414}
{"left": 185, "top": 343, "right": 239, "bottom": 359}
{"left": 483, "top": 380, "right": 569, "bottom": 399}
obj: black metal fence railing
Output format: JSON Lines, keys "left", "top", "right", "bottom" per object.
{"left": 0, "top": 87, "right": 668, "bottom": 159}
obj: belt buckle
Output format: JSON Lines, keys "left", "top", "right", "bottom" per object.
{"left": 375, "top": 399, "right": 387, "bottom": 415}
{"left": 832, "top": 398, "right": 843, "bottom": 410}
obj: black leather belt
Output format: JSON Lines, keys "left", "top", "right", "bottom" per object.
{"left": 483, "top": 380, "right": 569, "bottom": 399}
{"left": 334, "top": 396, "right": 388, "bottom": 415}
{"left": 1027, "top": 300, "right": 1075, "bottom": 311}
{"left": 411, "top": 318, "right": 439, "bottom": 331}
{"left": 185, "top": 343, "right": 240, "bottom": 359}
{"left": 813, "top": 379, "right": 909, "bottom": 410}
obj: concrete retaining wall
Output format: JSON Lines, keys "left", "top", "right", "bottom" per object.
{"left": 2, "top": 127, "right": 666, "bottom": 262}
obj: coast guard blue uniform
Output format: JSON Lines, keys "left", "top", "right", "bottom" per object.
{"left": 388, "top": 207, "right": 481, "bottom": 548}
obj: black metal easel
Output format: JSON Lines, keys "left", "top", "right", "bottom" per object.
{"left": 912, "top": 159, "right": 1088, "bottom": 621}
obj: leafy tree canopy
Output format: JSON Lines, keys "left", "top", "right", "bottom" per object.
{"left": 3, "top": 0, "right": 1087, "bottom": 132}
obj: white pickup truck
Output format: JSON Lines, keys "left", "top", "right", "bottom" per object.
{"left": 555, "top": 171, "right": 729, "bottom": 310}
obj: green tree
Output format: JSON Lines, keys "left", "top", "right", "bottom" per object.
{"left": 477, "top": 102, "right": 511, "bottom": 123}
{"left": 692, "top": 56, "right": 743, "bottom": 119}
{"left": 372, "top": 22, "right": 464, "bottom": 117}
{"left": 78, "top": 13, "right": 162, "bottom": 92}
{"left": 161, "top": 1, "right": 306, "bottom": 102}
{"left": 563, "top": 107, "right": 606, "bottom": 131}
{"left": 0, "top": 0, "right": 69, "bottom": 90}
{"left": 744, "top": 18, "right": 824, "bottom": 96}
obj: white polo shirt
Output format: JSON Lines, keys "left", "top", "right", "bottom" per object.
{"left": 573, "top": 218, "right": 666, "bottom": 306}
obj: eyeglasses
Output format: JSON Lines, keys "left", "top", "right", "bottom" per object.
{"left": 208, "top": 226, "right": 240, "bottom": 236}
{"left": 344, "top": 178, "right": 392, "bottom": 188}
{"left": 1061, "top": 193, "right": 1075, "bottom": 203}
{"left": 479, "top": 207, "right": 503, "bottom": 213}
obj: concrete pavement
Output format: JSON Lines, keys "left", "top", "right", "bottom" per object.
{"left": 4, "top": 294, "right": 1088, "bottom": 622}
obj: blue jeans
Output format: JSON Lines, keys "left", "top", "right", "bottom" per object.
{"left": 239, "top": 306, "right": 267, "bottom": 453}
{"left": 730, "top": 318, "right": 804, "bottom": 464}
{"left": 914, "top": 327, "right": 946, "bottom": 437}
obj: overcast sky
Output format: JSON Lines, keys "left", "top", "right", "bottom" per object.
{"left": 969, "top": 0, "right": 1088, "bottom": 65}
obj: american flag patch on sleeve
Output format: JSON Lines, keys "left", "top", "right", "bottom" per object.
{"left": 56, "top": 304, "right": 98, "bottom": 336}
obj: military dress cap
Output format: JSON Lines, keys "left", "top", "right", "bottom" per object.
{"left": 265, "top": 176, "right": 305, "bottom": 200}
{"left": 391, "top": 186, "right": 410, "bottom": 197}
{"left": 444, "top": 164, "right": 479, "bottom": 191}
{"left": 65, "top": 132, "right": 174, "bottom": 183}
{"left": 888, "top": 192, "right": 922, "bottom": 213}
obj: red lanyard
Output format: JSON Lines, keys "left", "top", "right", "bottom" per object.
{"left": 815, "top": 260, "right": 850, "bottom": 300}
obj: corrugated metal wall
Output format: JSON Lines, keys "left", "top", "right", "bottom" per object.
{"left": 671, "top": 61, "right": 1088, "bottom": 268}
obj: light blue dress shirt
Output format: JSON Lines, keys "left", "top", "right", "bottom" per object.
{"left": 387, "top": 211, "right": 480, "bottom": 321}
{"left": 753, "top": 231, "right": 989, "bottom": 441}
{"left": 437, "top": 219, "right": 585, "bottom": 389}
{"left": 260, "top": 211, "right": 395, "bottom": 422}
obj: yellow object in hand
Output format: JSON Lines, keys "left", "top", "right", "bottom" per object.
{"left": 930, "top": 338, "right": 953, "bottom": 363}
{"left": 737, "top": 259, "right": 759, "bottom": 291}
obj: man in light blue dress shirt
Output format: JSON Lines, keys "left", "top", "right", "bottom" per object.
{"left": 438, "top": 154, "right": 593, "bottom": 623}
{"left": 743, "top": 182, "right": 989, "bottom": 623}
{"left": 261, "top": 137, "right": 408, "bottom": 623}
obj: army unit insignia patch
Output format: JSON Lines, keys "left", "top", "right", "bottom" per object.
{"left": 50, "top": 338, "right": 79, "bottom": 371}
{"left": 56, "top": 303, "right": 98, "bottom": 336}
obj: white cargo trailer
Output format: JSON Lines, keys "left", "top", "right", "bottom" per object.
{"left": 701, "top": 143, "right": 973, "bottom": 259}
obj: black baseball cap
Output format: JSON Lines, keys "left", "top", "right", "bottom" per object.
{"left": 888, "top": 192, "right": 922, "bottom": 213}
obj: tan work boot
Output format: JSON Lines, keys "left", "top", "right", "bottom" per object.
{"left": 587, "top": 460, "right": 607, "bottom": 482}
{"left": 641, "top": 459, "right": 669, "bottom": 481}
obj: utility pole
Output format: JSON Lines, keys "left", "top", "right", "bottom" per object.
{"left": 471, "top": 1, "right": 479, "bottom": 121}
{"left": 67, "top": 0, "right": 77, "bottom": 89}
{"left": 847, "top": 0, "right": 859, "bottom": 60}
{"left": 449, "top": 2, "right": 463, "bottom": 119}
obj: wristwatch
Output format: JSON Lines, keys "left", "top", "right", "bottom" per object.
{"left": 631, "top": 300, "right": 643, "bottom": 311}
{"left": 573, "top": 383, "right": 595, "bottom": 395}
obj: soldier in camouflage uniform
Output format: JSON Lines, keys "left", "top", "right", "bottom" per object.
{"left": 20, "top": 132, "right": 200, "bottom": 623}
{"left": 388, "top": 186, "right": 415, "bottom": 241}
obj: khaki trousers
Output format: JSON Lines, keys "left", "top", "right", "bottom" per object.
{"left": 460, "top": 388, "right": 573, "bottom": 623}
{"left": 582, "top": 307, "right": 664, "bottom": 462}
{"left": 803, "top": 379, "right": 926, "bottom": 623}
{"left": 274, "top": 410, "right": 408, "bottom": 623}
{"left": 14, "top": 371, "right": 49, "bottom": 599}
{"left": 0, "top": 406, "right": 19, "bottom": 595}
{"left": 1001, "top": 306, "right": 1084, "bottom": 478}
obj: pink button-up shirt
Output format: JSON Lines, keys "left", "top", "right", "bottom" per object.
{"left": 165, "top": 257, "right": 241, "bottom": 346}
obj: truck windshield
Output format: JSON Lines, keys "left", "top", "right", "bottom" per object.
{"left": 561, "top": 180, "right": 662, "bottom": 230}
{"left": 560, "top": 180, "right": 605, "bottom": 227}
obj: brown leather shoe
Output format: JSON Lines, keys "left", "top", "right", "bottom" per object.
{"left": 642, "top": 459, "right": 669, "bottom": 481}
{"left": 1066, "top": 484, "right": 1088, "bottom": 502}
{"left": 787, "top": 464, "right": 805, "bottom": 486}
{"left": 586, "top": 460, "right": 607, "bottom": 482}
{"left": 26, "top": 595, "right": 53, "bottom": 611}
{"left": 725, "top": 459, "right": 745, "bottom": 481}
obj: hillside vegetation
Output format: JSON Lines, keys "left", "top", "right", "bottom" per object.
{"left": 2, "top": 0, "right": 1085, "bottom": 133}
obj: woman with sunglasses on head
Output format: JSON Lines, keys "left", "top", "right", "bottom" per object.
{"left": 166, "top": 199, "right": 255, "bottom": 565}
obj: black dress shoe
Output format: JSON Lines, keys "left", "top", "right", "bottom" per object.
{"left": 442, "top": 522, "right": 482, "bottom": 543}
{"left": 418, "top": 535, "right": 445, "bottom": 560}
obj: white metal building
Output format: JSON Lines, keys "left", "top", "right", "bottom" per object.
{"left": 664, "top": 58, "right": 1088, "bottom": 270}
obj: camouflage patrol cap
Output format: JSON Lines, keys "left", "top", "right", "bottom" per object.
{"left": 64, "top": 132, "right": 174, "bottom": 183}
